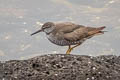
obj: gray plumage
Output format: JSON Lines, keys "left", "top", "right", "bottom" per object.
{"left": 31, "top": 22, "right": 106, "bottom": 54}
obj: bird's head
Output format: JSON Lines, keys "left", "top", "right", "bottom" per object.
{"left": 31, "top": 22, "right": 55, "bottom": 36}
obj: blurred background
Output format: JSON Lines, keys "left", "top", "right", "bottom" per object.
{"left": 0, "top": 0, "right": 120, "bottom": 61}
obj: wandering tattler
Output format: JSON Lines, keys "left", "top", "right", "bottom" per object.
{"left": 31, "top": 22, "right": 106, "bottom": 54}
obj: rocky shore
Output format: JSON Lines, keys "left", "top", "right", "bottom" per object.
{"left": 0, "top": 54, "right": 120, "bottom": 80}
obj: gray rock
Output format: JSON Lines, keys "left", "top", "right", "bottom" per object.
{"left": 1, "top": 54, "right": 120, "bottom": 80}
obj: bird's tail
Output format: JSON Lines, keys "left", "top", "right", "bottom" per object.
{"left": 88, "top": 26, "right": 106, "bottom": 36}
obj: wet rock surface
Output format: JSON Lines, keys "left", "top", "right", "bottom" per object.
{"left": 1, "top": 54, "right": 120, "bottom": 80}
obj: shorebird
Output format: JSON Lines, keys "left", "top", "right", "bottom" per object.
{"left": 31, "top": 22, "right": 106, "bottom": 54}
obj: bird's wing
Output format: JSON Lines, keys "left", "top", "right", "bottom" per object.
{"left": 63, "top": 26, "right": 106, "bottom": 41}
{"left": 53, "top": 22, "right": 85, "bottom": 40}
{"left": 63, "top": 26, "right": 88, "bottom": 41}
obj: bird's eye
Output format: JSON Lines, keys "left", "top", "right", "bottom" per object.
{"left": 45, "top": 25, "right": 51, "bottom": 28}
{"left": 47, "top": 25, "right": 50, "bottom": 27}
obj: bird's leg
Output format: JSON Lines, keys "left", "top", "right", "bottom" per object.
{"left": 67, "top": 43, "right": 81, "bottom": 54}
{"left": 72, "top": 43, "right": 81, "bottom": 49}
{"left": 66, "top": 45, "right": 71, "bottom": 54}
{"left": 66, "top": 43, "right": 81, "bottom": 54}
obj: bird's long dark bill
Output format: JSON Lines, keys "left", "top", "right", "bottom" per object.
{"left": 31, "top": 29, "right": 42, "bottom": 36}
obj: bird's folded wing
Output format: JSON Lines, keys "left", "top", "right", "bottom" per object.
{"left": 63, "top": 27, "right": 88, "bottom": 41}
{"left": 63, "top": 26, "right": 106, "bottom": 41}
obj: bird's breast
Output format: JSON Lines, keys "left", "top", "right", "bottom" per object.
{"left": 46, "top": 33, "right": 67, "bottom": 46}
{"left": 46, "top": 33, "right": 85, "bottom": 46}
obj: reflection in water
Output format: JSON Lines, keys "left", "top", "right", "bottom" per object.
{"left": 0, "top": 0, "right": 120, "bottom": 60}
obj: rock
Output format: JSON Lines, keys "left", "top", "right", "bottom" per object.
{"left": 1, "top": 54, "right": 120, "bottom": 80}
{"left": 0, "top": 62, "right": 4, "bottom": 80}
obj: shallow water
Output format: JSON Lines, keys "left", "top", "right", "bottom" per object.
{"left": 0, "top": 0, "right": 120, "bottom": 61}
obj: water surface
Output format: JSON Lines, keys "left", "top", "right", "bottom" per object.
{"left": 0, "top": 0, "right": 120, "bottom": 61}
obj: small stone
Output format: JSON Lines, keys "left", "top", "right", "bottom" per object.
{"left": 91, "top": 77, "right": 95, "bottom": 80}
{"left": 92, "top": 67, "right": 96, "bottom": 70}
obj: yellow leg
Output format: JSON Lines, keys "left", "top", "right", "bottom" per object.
{"left": 72, "top": 43, "right": 81, "bottom": 49}
{"left": 66, "top": 45, "right": 71, "bottom": 54}
{"left": 66, "top": 43, "right": 81, "bottom": 54}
